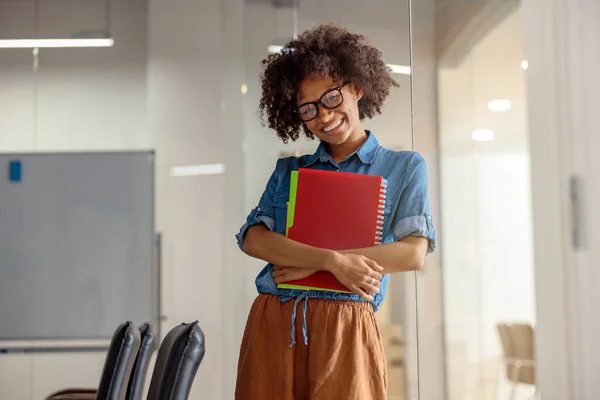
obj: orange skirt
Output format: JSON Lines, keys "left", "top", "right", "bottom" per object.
{"left": 235, "top": 294, "right": 387, "bottom": 400}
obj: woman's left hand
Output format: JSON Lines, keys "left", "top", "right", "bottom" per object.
{"left": 272, "top": 266, "right": 317, "bottom": 284}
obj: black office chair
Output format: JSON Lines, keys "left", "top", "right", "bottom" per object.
{"left": 146, "top": 321, "right": 205, "bottom": 400}
{"left": 46, "top": 321, "right": 141, "bottom": 400}
{"left": 126, "top": 323, "right": 157, "bottom": 400}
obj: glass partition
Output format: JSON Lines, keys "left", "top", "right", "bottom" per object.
{"left": 436, "top": 2, "right": 537, "bottom": 400}
{"left": 242, "top": 1, "right": 420, "bottom": 399}
{"left": 0, "top": 0, "right": 447, "bottom": 398}
{"left": 0, "top": 0, "right": 148, "bottom": 398}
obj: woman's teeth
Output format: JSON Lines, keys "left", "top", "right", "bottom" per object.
{"left": 324, "top": 119, "right": 343, "bottom": 132}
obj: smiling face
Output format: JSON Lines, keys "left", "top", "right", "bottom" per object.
{"left": 297, "top": 75, "right": 365, "bottom": 149}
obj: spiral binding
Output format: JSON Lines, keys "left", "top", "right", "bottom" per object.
{"left": 375, "top": 178, "right": 387, "bottom": 244}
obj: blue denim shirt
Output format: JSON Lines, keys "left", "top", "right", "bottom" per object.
{"left": 236, "top": 132, "right": 436, "bottom": 344}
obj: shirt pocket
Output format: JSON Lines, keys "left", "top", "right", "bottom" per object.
{"left": 381, "top": 198, "right": 393, "bottom": 235}
{"left": 384, "top": 199, "right": 392, "bottom": 216}
{"left": 272, "top": 192, "right": 289, "bottom": 235}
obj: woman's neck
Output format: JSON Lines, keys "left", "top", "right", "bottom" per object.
{"left": 327, "top": 129, "right": 368, "bottom": 163}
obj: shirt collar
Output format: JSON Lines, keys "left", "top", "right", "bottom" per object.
{"left": 305, "top": 131, "right": 380, "bottom": 167}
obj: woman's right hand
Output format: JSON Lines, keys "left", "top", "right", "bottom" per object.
{"left": 325, "top": 252, "right": 384, "bottom": 301}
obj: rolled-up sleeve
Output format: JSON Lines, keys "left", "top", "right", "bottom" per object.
{"left": 235, "top": 159, "right": 281, "bottom": 251}
{"left": 392, "top": 156, "right": 436, "bottom": 253}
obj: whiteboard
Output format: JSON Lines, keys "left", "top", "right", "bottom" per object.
{"left": 0, "top": 151, "right": 155, "bottom": 340}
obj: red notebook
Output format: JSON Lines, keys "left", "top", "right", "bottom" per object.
{"left": 277, "top": 168, "right": 387, "bottom": 293}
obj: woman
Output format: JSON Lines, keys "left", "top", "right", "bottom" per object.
{"left": 235, "top": 23, "right": 436, "bottom": 400}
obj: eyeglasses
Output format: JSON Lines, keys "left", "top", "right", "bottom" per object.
{"left": 296, "top": 83, "right": 348, "bottom": 122}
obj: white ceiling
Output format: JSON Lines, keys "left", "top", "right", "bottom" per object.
{"left": 246, "top": 0, "right": 410, "bottom": 31}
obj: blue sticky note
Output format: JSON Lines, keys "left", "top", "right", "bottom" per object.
{"left": 9, "top": 160, "right": 22, "bottom": 182}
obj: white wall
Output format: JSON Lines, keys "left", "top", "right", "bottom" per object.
{"left": 523, "top": 0, "right": 600, "bottom": 398}
{"left": 148, "top": 0, "right": 250, "bottom": 398}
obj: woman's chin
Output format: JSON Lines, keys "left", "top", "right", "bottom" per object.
{"left": 319, "top": 130, "right": 350, "bottom": 146}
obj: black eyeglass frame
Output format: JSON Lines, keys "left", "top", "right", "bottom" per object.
{"left": 295, "top": 82, "right": 350, "bottom": 122}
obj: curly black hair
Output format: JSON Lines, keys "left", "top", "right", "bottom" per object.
{"left": 258, "top": 23, "right": 399, "bottom": 143}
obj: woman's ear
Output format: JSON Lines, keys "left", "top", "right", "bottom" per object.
{"left": 352, "top": 83, "right": 364, "bottom": 102}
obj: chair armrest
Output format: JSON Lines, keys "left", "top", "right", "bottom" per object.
{"left": 45, "top": 388, "right": 97, "bottom": 400}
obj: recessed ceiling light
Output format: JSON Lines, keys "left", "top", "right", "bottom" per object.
{"left": 472, "top": 129, "right": 494, "bottom": 141}
{"left": 267, "top": 45, "right": 284, "bottom": 54}
{"left": 0, "top": 38, "right": 114, "bottom": 48}
{"left": 387, "top": 64, "right": 411, "bottom": 75}
{"left": 240, "top": 84, "right": 248, "bottom": 95}
{"left": 521, "top": 60, "right": 528, "bottom": 70}
{"left": 488, "top": 100, "right": 512, "bottom": 112}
